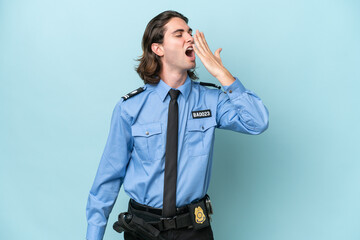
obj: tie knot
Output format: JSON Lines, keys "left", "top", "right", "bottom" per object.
{"left": 169, "top": 89, "right": 180, "bottom": 100}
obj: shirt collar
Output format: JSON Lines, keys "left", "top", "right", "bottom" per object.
{"left": 155, "top": 75, "right": 192, "bottom": 102}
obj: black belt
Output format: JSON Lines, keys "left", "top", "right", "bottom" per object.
{"left": 130, "top": 199, "right": 189, "bottom": 216}
{"left": 113, "top": 195, "right": 213, "bottom": 239}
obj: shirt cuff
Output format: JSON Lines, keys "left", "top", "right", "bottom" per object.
{"left": 222, "top": 77, "right": 246, "bottom": 100}
{"left": 86, "top": 224, "right": 105, "bottom": 240}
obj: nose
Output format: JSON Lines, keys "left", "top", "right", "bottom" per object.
{"left": 186, "top": 32, "right": 194, "bottom": 44}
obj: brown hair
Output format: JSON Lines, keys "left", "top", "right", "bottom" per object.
{"left": 135, "top": 10, "right": 198, "bottom": 84}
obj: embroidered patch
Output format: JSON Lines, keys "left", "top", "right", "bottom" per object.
{"left": 195, "top": 206, "right": 206, "bottom": 224}
{"left": 192, "top": 110, "right": 211, "bottom": 119}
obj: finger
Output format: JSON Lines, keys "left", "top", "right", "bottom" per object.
{"left": 196, "top": 31, "right": 210, "bottom": 54}
{"left": 192, "top": 42, "right": 204, "bottom": 58}
{"left": 194, "top": 30, "right": 200, "bottom": 53}
{"left": 195, "top": 30, "right": 209, "bottom": 55}
{"left": 199, "top": 32, "right": 212, "bottom": 53}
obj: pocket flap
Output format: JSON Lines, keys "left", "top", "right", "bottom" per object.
{"left": 131, "top": 122, "right": 162, "bottom": 137}
{"left": 186, "top": 118, "right": 217, "bottom": 132}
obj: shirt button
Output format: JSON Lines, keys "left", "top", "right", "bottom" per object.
{"left": 145, "top": 131, "right": 149, "bottom": 135}
{"left": 229, "top": 90, "right": 232, "bottom": 93}
{"left": 224, "top": 91, "right": 227, "bottom": 94}
{"left": 202, "top": 126, "right": 204, "bottom": 130}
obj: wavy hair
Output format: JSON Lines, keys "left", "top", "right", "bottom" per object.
{"left": 135, "top": 10, "right": 198, "bottom": 84}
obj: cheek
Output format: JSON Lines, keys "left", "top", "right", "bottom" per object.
{"left": 164, "top": 47, "right": 184, "bottom": 62}
{"left": 164, "top": 41, "right": 183, "bottom": 56}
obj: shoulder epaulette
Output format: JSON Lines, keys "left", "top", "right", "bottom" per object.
{"left": 122, "top": 87, "right": 145, "bottom": 100}
{"left": 199, "top": 82, "right": 221, "bottom": 89}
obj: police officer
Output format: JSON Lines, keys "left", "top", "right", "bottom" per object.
{"left": 86, "top": 10, "right": 269, "bottom": 240}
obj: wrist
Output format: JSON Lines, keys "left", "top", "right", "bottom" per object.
{"left": 215, "top": 68, "right": 235, "bottom": 86}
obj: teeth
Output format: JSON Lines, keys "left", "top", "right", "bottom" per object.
{"left": 186, "top": 47, "right": 193, "bottom": 51}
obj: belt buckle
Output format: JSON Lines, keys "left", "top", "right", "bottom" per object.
{"left": 160, "top": 216, "right": 177, "bottom": 230}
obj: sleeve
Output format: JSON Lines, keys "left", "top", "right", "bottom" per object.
{"left": 85, "top": 100, "right": 133, "bottom": 240}
{"left": 216, "top": 77, "right": 269, "bottom": 134}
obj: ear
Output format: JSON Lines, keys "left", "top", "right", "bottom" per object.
{"left": 151, "top": 43, "right": 164, "bottom": 57}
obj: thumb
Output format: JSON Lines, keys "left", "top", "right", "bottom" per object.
{"left": 214, "top": 48, "right": 223, "bottom": 66}
{"left": 214, "top": 48, "right": 222, "bottom": 58}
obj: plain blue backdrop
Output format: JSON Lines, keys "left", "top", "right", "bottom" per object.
{"left": 1, "top": 0, "right": 359, "bottom": 239}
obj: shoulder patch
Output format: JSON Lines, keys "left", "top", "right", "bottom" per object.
{"left": 199, "top": 82, "right": 221, "bottom": 89}
{"left": 122, "top": 87, "right": 145, "bottom": 100}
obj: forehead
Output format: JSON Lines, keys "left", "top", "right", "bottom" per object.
{"left": 164, "top": 17, "right": 191, "bottom": 34}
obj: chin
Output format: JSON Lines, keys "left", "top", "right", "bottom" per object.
{"left": 187, "top": 62, "right": 196, "bottom": 70}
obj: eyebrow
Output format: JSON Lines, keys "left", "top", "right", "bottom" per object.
{"left": 171, "top": 28, "right": 193, "bottom": 35}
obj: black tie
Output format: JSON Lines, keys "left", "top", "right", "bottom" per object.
{"left": 163, "top": 89, "right": 180, "bottom": 217}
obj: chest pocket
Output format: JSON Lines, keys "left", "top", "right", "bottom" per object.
{"left": 131, "top": 122, "right": 165, "bottom": 161}
{"left": 186, "top": 117, "right": 217, "bottom": 156}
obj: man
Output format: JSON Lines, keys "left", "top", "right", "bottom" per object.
{"left": 86, "top": 10, "right": 269, "bottom": 240}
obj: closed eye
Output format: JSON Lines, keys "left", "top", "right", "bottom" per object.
{"left": 176, "top": 33, "right": 192, "bottom": 37}
{"left": 172, "top": 28, "right": 193, "bottom": 37}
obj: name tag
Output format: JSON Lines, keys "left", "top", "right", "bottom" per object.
{"left": 192, "top": 109, "right": 212, "bottom": 119}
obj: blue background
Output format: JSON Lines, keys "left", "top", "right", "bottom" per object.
{"left": 1, "top": 0, "right": 359, "bottom": 239}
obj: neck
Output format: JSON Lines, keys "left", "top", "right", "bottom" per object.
{"left": 159, "top": 69, "right": 188, "bottom": 89}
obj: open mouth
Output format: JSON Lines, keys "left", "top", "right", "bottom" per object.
{"left": 185, "top": 47, "right": 195, "bottom": 60}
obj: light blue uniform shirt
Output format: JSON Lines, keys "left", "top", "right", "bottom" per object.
{"left": 86, "top": 76, "right": 269, "bottom": 240}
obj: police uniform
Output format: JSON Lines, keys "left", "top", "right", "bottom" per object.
{"left": 86, "top": 76, "right": 269, "bottom": 240}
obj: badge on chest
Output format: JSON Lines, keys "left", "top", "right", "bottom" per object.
{"left": 192, "top": 109, "right": 212, "bottom": 119}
